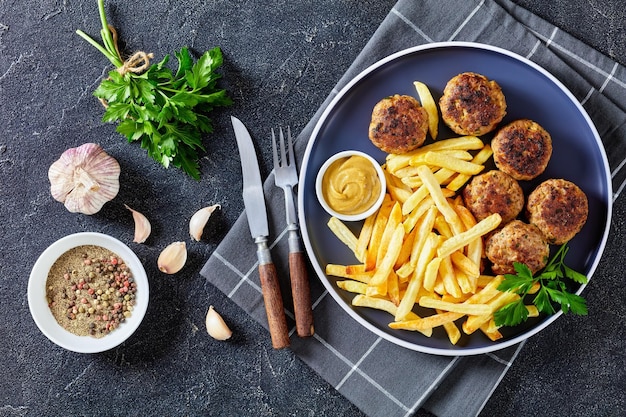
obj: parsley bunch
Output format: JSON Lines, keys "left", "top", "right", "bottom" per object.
{"left": 494, "top": 244, "right": 589, "bottom": 327}
{"left": 76, "top": 0, "right": 232, "bottom": 179}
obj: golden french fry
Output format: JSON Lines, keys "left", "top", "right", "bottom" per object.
{"left": 450, "top": 251, "right": 480, "bottom": 279}
{"left": 446, "top": 144, "right": 493, "bottom": 191}
{"left": 414, "top": 136, "right": 485, "bottom": 154}
{"left": 403, "top": 196, "right": 435, "bottom": 235}
{"left": 395, "top": 232, "right": 439, "bottom": 321}
{"left": 367, "top": 224, "right": 405, "bottom": 296}
{"left": 470, "top": 275, "right": 504, "bottom": 299}
{"left": 395, "top": 226, "right": 416, "bottom": 269}
{"left": 395, "top": 260, "right": 415, "bottom": 281}
{"left": 385, "top": 153, "right": 416, "bottom": 174}
{"left": 414, "top": 81, "right": 439, "bottom": 139}
{"left": 336, "top": 280, "right": 368, "bottom": 294}
{"left": 327, "top": 217, "right": 362, "bottom": 261}
{"left": 439, "top": 255, "right": 462, "bottom": 298}
{"left": 376, "top": 202, "right": 403, "bottom": 266}
{"left": 393, "top": 165, "right": 423, "bottom": 178}
{"left": 526, "top": 305, "right": 539, "bottom": 317}
{"left": 352, "top": 295, "right": 418, "bottom": 319}
{"left": 345, "top": 264, "right": 366, "bottom": 274}
{"left": 353, "top": 295, "right": 432, "bottom": 336}
{"left": 422, "top": 256, "right": 442, "bottom": 292}
{"left": 463, "top": 291, "right": 519, "bottom": 335}
{"left": 401, "top": 172, "right": 456, "bottom": 210}
{"left": 402, "top": 184, "right": 429, "bottom": 216}
{"left": 454, "top": 268, "right": 474, "bottom": 295}
{"left": 408, "top": 205, "right": 438, "bottom": 268}
{"left": 477, "top": 274, "right": 497, "bottom": 288}
{"left": 433, "top": 277, "right": 446, "bottom": 296}
{"left": 364, "top": 197, "right": 394, "bottom": 270}
{"left": 386, "top": 136, "right": 484, "bottom": 173}
{"left": 387, "top": 270, "right": 400, "bottom": 306}
{"left": 434, "top": 213, "right": 453, "bottom": 238}
{"left": 416, "top": 165, "right": 464, "bottom": 235}
{"left": 356, "top": 212, "right": 376, "bottom": 262}
{"left": 453, "top": 204, "right": 482, "bottom": 278}
{"left": 442, "top": 293, "right": 472, "bottom": 303}
{"left": 480, "top": 322, "right": 503, "bottom": 341}
{"left": 325, "top": 264, "right": 373, "bottom": 283}
{"left": 410, "top": 150, "right": 474, "bottom": 166}
{"left": 528, "top": 281, "right": 541, "bottom": 295}
{"left": 419, "top": 296, "right": 491, "bottom": 315}
{"left": 437, "top": 213, "right": 502, "bottom": 259}
{"left": 438, "top": 309, "right": 462, "bottom": 345}
{"left": 384, "top": 169, "right": 413, "bottom": 203}
{"left": 390, "top": 311, "right": 463, "bottom": 331}
{"left": 391, "top": 276, "right": 505, "bottom": 332}
{"left": 432, "top": 167, "right": 458, "bottom": 186}
{"left": 421, "top": 151, "right": 484, "bottom": 175}
{"left": 419, "top": 297, "right": 493, "bottom": 316}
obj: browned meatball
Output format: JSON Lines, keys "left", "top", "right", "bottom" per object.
{"left": 463, "top": 170, "right": 524, "bottom": 225}
{"left": 439, "top": 72, "right": 507, "bottom": 136}
{"left": 492, "top": 119, "right": 552, "bottom": 181}
{"left": 526, "top": 179, "right": 588, "bottom": 245}
{"left": 485, "top": 220, "right": 549, "bottom": 275}
{"left": 368, "top": 94, "right": 429, "bottom": 154}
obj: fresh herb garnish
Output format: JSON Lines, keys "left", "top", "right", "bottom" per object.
{"left": 76, "top": 0, "right": 232, "bottom": 179}
{"left": 494, "top": 244, "right": 589, "bottom": 327}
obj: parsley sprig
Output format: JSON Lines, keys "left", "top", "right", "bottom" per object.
{"left": 76, "top": 0, "right": 232, "bottom": 179}
{"left": 494, "top": 244, "right": 589, "bottom": 327}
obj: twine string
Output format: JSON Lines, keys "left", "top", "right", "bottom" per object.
{"left": 108, "top": 25, "right": 154, "bottom": 75}
{"left": 99, "top": 25, "right": 154, "bottom": 108}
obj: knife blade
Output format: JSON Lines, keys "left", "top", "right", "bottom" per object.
{"left": 231, "top": 116, "right": 290, "bottom": 349}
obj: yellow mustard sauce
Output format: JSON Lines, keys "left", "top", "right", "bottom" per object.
{"left": 322, "top": 155, "right": 381, "bottom": 215}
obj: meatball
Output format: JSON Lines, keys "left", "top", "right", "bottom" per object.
{"left": 485, "top": 220, "right": 549, "bottom": 275}
{"left": 369, "top": 94, "right": 429, "bottom": 154}
{"left": 492, "top": 119, "right": 552, "bottom": 181}
{"left": 462, "top": 170, "right": 524, "bottom": 225}
{"left": 439, "top": 72, "right": 507, "bottom": 136}
{"left": 526, "top": 179, "right": 588, "bottom": 245}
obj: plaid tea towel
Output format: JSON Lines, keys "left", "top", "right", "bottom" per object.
{"left": 201, "top": 0, "right": 626, "bottom": 416}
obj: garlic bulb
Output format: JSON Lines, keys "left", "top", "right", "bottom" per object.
{"left": 124, "top": 205, "right": 151, "bottom": 243}
{"left": 205, "top": 306, "right": 232, "bottom": 340}
{"left": 157, "top": 241, "right": 187, "bottom": 274}
{"left": 48, "top": 143, "right": 120, "bottom": 215}
{"left": 189, "top": 204, "right": 221, "bottom": 241}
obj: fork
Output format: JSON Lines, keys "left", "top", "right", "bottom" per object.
{"left": 272, "top": 127, "right": 314, "bottom": 338}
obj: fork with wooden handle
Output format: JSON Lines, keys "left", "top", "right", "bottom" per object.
{"left": 272, "top": 127, "right": 314, "bottom": 337}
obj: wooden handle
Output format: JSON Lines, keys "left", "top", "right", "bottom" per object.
{"left": 289, "top": 251, "right": 314, "bottom": 337}
{"left": 258, "top": 262, "right": 291, "bottom": 349}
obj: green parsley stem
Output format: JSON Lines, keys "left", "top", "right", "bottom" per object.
{"left": 75, "top": 29, "right": 122, "bottom": 67}
{"left": 75, "top": 0, "right": 124, "bottom": 68}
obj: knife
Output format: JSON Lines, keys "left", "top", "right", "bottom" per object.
{"left": 231, "top": 116, "right": 290, "bottom": 349}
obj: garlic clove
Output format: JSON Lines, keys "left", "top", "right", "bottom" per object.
{"left": 48, "top": 143, "right": 120, "bottom": 215}
{"left": 124, "top": 205, "right": 151, "bottom": 243}
{"left": 189, "top": 204, "right": 221, "bottom": 241}
{"left": 157, "top": 241, "right": 187, "bottom": 274}
{"left": 205, "top": 306, "right": 232, "bottom": 340}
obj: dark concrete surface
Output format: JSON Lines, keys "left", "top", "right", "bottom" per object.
{"left": 1, "top": 1, "right": 624, "bottom": 416}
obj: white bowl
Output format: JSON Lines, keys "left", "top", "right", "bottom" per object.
{"left": 28, "top": 232, "right": 149, "bottom": 353}
{"left": 315, "top": 150, "right": 387, "bottom": 222}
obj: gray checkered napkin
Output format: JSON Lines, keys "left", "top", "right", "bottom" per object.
{"left": 201, "top": 0, "right": 626, "bottom": 416}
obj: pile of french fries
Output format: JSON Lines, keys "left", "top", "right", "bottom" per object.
{"left": 324, "top": 82, "right": 539, "bottom": 345}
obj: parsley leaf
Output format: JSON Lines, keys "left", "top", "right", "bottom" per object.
{"left": 493, "top": 243, "right": 589, "bottom": 327}
{"left": 76, "top": 0, "right": 232, "bottom": 179}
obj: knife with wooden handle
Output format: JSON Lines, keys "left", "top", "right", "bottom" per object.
{"left": 232, "top": 116, "right": 290, "bottom": 349}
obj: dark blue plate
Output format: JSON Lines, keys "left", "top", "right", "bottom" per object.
{"left": 298, "top": 42, "right": 612, "bottom": 355}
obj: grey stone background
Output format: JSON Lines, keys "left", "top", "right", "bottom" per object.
{"left": 1, "top": 1, "right": 624, "bottom": 416}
